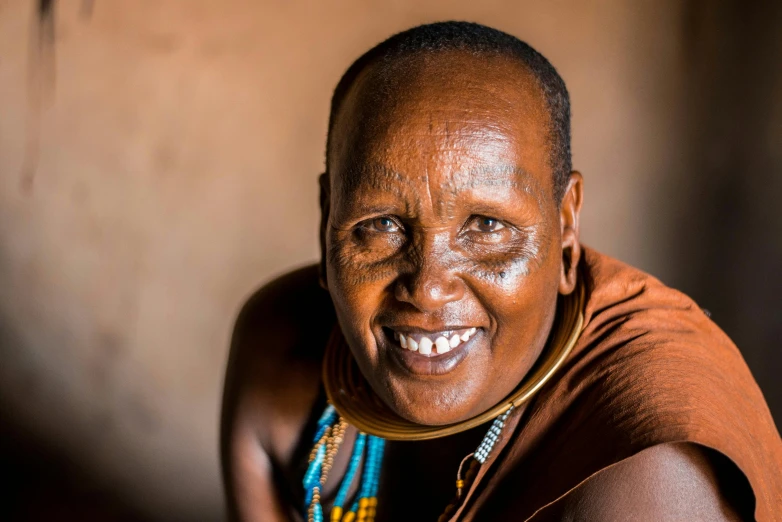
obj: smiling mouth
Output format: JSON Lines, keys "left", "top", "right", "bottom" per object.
{"left": 385, "top": 327, "right": 478, "bottom": 357}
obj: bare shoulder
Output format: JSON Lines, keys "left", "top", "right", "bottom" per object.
{"left": 230, "top": 264, "right": 335, "bottom": 371}
{"left": 221, "top": 263, "right": 336, "bottom": 456}
{"left": 536, "top": 442, "right": 754, "bottom": 521}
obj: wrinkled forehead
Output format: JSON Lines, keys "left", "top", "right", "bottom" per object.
{"left": 328, "top": 51, "right": 553, "bottom": 198}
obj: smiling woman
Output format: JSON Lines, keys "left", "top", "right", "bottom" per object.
{"left": 220, "top": 22, "right": 782, "bottom": 522}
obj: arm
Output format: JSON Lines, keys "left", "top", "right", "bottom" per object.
{"left": 221, "top": 289, "right": 291, "bottom": 522}
{"left": 222, "top": 411, "right": 290, "bottom": 522}
{"left": 220, "top": 266, "right": 335, "bottom": 522}
{"left": 536, "top": 442, "right": 754, "bottom": 521}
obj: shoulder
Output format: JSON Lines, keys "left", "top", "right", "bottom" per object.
{"left": 533, "top": 442, "right": 754, "bottom": 521}
{"left": 227, "top": 263, "right": 335, "bottom": 393}
{"left": 221, "top": 264, "right": 336, "bottom": 457}
{"left": 232, "top": 265, "right": 334, "bottom": 359}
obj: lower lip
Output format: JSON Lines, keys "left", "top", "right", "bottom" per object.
{"left": 382, "top": 329, "right": 478, "bottom": 376}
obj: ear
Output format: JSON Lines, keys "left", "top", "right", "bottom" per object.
{"left": 318, "top": 172, "right": 331, "bottom": 290}
{"left": 559, "top": 171, "right": 583, "bottom": 295}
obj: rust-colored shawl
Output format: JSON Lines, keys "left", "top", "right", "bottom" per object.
{"left": 452, "top": 247, "right": 782, "bottom": 521}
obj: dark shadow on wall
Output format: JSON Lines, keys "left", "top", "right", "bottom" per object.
{"left": 0, "top": 413, "right": 150, "bottom": 522}
{"left": 669, "top": 0, "right": 782, "bottom": 424}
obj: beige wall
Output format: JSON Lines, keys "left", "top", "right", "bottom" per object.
{"left": 1, "top": 1, "right": 778, "bottom": 520}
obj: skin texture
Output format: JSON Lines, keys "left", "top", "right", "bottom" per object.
{"left": 221, "top": 51, "right": 748, "bottom": 521}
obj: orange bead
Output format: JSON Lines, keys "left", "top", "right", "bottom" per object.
{"left": 330, "top": 506, "right": 343, "bottom": 522}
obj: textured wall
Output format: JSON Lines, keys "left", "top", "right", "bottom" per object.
{"left": 0, "top": 1, "right": 778, "bottom": 520}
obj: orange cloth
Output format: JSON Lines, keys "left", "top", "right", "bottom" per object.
{"left": 453, "top": 247, "right": 782, "bottom": 520}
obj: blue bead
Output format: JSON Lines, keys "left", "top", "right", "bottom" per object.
{"left": 318, "top": 404, "right": 336, "bottom": 424}
{"left": 303, "top": 406, "right": 388, "bottom": 521}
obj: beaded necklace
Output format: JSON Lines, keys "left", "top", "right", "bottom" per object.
{"left": 303, "top": 404, "right": 385, "bottom": 522}
{"left": 302, "top": 404, "right": 515, "bottom": 522}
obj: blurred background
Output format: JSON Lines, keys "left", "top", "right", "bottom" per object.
{"left": 0, "top": 0, "right": 780, "bottom": 520}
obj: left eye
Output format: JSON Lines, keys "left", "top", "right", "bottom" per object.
{"left": 368, "top": 217, "right": 400, "bottom": 232}
{"left": 468, "top": 216, "right": 506, "bottom": 233}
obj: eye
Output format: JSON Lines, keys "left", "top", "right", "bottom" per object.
{"left": 468, "top": 216, "right": 506, "bottom": 233}
{"left": 365, "top": 216, "right": 401, "bottom": 233}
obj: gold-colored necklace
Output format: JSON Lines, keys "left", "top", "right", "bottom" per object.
{"left": 323, "top": 281, "right": 585, "bottom": 442}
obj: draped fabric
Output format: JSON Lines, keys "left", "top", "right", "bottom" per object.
{"left": 450, "top": 247, "right": 782, "bottom": 521}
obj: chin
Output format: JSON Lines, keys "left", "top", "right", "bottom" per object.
{"left": 377, "top": 373, "right": 487, "bottom": 426}
{"left": 390, "top": 399, "right": 479, "bottom": 426}
{"left": 358, "top": 324, "right": 497, "bottom": 424}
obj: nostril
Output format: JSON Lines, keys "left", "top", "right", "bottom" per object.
{"left": 394, "top": 269, "right": 465, "bottom": 312}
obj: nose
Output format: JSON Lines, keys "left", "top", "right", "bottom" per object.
{"left": 394, "top": 239, "right": 465, "bottom": 312}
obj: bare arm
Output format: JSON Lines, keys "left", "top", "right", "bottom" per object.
{"left": 535, "top": 442, "right": 754, "bottom": 521}
{"left": 221, "top": 287, "right": 290, "bottom": 522}
{"left": 222, "top": 410, "right": 290, "bottom": 521}
{"left": 220, "top": 266, "right": 334, "bottom": 522}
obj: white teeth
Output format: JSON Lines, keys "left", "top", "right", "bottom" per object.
{"left": 435, "top": 336, "right": 451, "bottom": 354}
{"left": 419, "top": 337, "right": 433, "bottom": 355}
{"left": 393, "top": 328, "right": 479, "bottom": 355}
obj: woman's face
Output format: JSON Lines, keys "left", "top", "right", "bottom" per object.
{"left": 323, "top": 52, "right": 573, "bottom": 425}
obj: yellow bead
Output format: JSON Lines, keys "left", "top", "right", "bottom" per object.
{"left": 357, "top": 507, "right": 367, "bottom": 519}
{"left": 368, "top": 497, "right": 378, "bottom": 507}
{"left": 359, "top": 498, "right": 369, "bottom": 509}
{"left": 343, "top": 512, "right": 356, "bottom": 522}
{"left": 455, "top": 479, "right": 464, "bottom": 489}
{"left": 331, "top": 506, "right": 343, "bottom": 522}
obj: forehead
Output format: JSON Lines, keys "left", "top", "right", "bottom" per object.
{"left": 329, "top": 51, "right": 553, "bottom": 198}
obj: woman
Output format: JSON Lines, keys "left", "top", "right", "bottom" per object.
{"left": 221, "top": 22, "right": 782, "bottom": 521}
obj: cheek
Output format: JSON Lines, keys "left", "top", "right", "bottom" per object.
{"left": 465, "top": 243, "right": 555, "bottom": 301}
{"left": 468, "top": 233, "right": 561, "bottom": 338}
{"left": 326, "top": 243, "right": 390, "bottom": 337}
{"left": 326, "top": 229, "right": 401, "bottom": 287}
{"left": 461, "top": 218, "right": 556, "bottom": 285}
